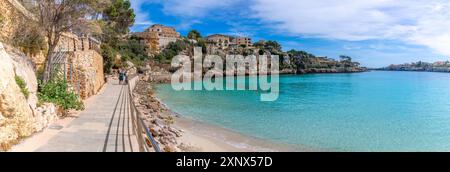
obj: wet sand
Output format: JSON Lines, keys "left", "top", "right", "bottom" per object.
{"left": 172, "top": 116, "right": 310, "bottom": 152}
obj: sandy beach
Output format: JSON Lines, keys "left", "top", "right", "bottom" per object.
{"left": 172, "top": 115, "right": 305, "bottom": 152}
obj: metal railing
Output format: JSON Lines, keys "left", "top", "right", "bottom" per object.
{"left": 127, "top": 75, "right": 161, "bottom": 152}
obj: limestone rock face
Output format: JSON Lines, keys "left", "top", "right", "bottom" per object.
{"left": 0, "top": 42, "right": 58, "bottom": 151}
{"left": 4, "top": 44, "right": 39, "bottom": 109}
{"left": 0, "top": 42, "right": 34, "bottom": 149}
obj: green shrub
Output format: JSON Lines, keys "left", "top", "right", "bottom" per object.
{"left": 101, "top": 44, "right": 118, "bottom": 74}
{"left": 38, "top": 79, "right": 85, "bottom": 113}
{"left": 155, "top": 39, "right": 190, "bottom": 63}
{"left": 15, "top": 76, "right": 29, "bottom": 99}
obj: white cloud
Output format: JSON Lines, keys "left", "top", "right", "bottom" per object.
{"left": 131, "top": 0, "right": 450, "bottom": 56}
{"left": 131, "top": 0, "right": 153, "bottom": 26}
{"left": 250, "top": 0, "right": 450, "bottom": 55}
{"left": 343, "top": 45, "right": 362, "bottom": 50}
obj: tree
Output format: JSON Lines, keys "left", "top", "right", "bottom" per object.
{"left": 102, "top": 0, "right": 135, "bottom": 35}
{"left": 340, "top": 55, "right": 353, "bottom": 68}
{"left": 101, "top": 0, "right": 137, "bottom": 73}
{"left": 253, "top": 41, "right": 265, "bottom": 48}
{"left": 265, "top": 40, "right": 282, "bottom": 53}
{"left": 187, "top": 30, "right": 202, "bottom": 40}
{"left": 340, "top": 55, "right": 352, "bottom": 62}
{"left": 37, "top": 0, "right": 99, "bottom": 81}
{"left": 117, "top": 36, "right": 148, "bottom": 66}
{"left": 11, "top": 22, "right": 46, "bottom": 56}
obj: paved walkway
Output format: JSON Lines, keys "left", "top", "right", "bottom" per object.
{"left": 34, "top": 80, "right": 140, "bottom": 152}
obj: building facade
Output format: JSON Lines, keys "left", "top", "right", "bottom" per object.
{"left": 135, "top": 24, "right": 181, "bottom": 54}
{"left": 206, "top": 34, "right": 231, "bottom": 50}
{"left": 233, "top": 37, "right": 252, "bottom": 47}
{"left": 206, "top": 34, "right": 253, "bottom": 50}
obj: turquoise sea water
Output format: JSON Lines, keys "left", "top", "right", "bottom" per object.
{"left": 155, "top": 71, "right": 450, "bottom": 151}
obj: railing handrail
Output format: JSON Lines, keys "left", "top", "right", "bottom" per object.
{"left": 127, "top": 75, "right": 161, "bottom": 152}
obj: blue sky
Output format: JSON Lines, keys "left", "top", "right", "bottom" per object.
{"left": 130, "top": 0, "right": 450, "bottom": 68}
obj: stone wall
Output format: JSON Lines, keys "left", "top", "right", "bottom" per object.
{"left": 65, "top": 50, "right": 105, "bottom": 100}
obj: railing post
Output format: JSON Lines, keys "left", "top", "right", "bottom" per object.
{"left": 64, "top": 61, "right": 67, "bottom": 81}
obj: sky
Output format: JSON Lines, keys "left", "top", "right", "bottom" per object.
{"left": 130, "top": 0, "right": 450, "bottom": 68}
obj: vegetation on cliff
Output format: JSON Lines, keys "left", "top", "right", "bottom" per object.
{"left": 380, "top": 61, "right": 450, "bottom": 72}
{"left": 15, "top": 76, "right": 29, "bottom": 99}
{"left": 286, "top": 50, "right": 365, "bottom": 73}
{"left": 100, "top": 0, "right": 150, "bottom": 73}
{"left": 154, "top": 39, "right": 192, "bottom": 63}
{"left": 152, "top": 30, "right": 366, "bottom": 74}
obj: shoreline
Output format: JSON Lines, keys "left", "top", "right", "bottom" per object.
{"left": 171, "top": 114, "right": 317, "bottom": 152}
{"left": 372, "top": 69, "right": 450, "bottom": 74}
{"left": 142, "top": 68, "right": 363, "bottom": 152}
{"left": 148, "top": 83, "right": 321, "bottom": 152}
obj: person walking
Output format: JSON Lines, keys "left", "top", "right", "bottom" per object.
{"left": 124, "top": 71, "right": 128, "bottom": 85}
{"left": 118, "top": 69, "right": 124, "bottom": 85}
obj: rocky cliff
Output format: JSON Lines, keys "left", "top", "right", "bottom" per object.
{"left": 0, "top": 42, "right": 57, "bottom": 151}
{"left": 0, "top": 0, "right": 32, "bottom": 42}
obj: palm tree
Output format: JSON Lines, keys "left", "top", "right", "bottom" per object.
{"left": 187, "top": 30, "right": 202, "bottom": 40}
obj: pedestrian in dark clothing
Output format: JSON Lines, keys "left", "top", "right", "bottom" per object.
{"left": 119, "top": 70, "right": 124, "bottom": 85}
{"left": 124, "top": 71, "right": 128, "bottom": 85}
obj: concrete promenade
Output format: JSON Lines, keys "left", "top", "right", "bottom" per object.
{"left": 33, "top": 80, "right": 139, "bottom": 152}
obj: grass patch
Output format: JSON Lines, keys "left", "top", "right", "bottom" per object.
{"left": 15, "top": 76, "right": 29, "bottom": 99}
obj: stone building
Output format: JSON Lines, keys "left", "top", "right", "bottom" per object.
{"left": 135, "top": 24, "right": 181, "bottom": 54}
{"left": 206, "top": 34, "right": 253, "bottom": 50}
{"left": 232, "top": 37, "right": 252, "bottom": 47}
{"left": 206, "top": 34, "right": 231, "bottom": 50}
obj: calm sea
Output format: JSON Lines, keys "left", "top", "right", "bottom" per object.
{"left": 155, "top": 71, "right": 450, "bottom": 151}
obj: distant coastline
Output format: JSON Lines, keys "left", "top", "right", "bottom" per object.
{"left": 375, "top": 61, "right": 450, "bottom": 73}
